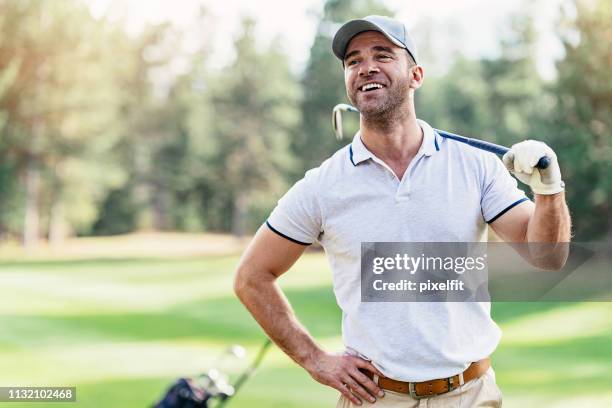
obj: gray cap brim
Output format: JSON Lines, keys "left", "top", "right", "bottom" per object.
{"left": 332, "top": 19, "right": 406, "bottom": 61}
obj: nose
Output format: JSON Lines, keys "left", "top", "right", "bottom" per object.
{"left": 359, "top": 61, "right": 380, "bottom": 76}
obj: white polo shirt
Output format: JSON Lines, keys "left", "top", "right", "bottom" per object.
{"left": 267, "top": 119, "right": 528, "bottom": 381}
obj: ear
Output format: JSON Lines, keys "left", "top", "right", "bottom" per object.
{"left": 409, "top": 65, "right": 424, "bottom": 90}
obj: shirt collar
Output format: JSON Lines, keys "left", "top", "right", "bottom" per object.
{"left": 349, "top": 119, "right": 440, "bottom": 166}
{"left": 349, "top": 131, "right": 373, "bottom": 165}
{"left": 418, "top": 119, "right": 440, "bottom": 157}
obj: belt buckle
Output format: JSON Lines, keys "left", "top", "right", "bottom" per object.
{"left": 408, "top": 377, "right": 455, "bottom": 400}
{"left": 408, "top": 383, "right": 424, "bottom": 400}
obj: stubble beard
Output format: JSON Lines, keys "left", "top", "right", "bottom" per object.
{"left": 348, "top": 77, "right": 410, "bottom": 132}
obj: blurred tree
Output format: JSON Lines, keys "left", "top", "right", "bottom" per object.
{"left": 205, "top": 18, "right": 300, "bottom": 236}
{"left": 93, "top": 22, "right": 181, "bottom": 234}
{"left": 0, "top": 160, "right": 22, "bottom": 240}
{"left": 87, "top": 12, "right": 300, "bottom": 237}
{"left": 480, "top": 14, "right": 543, "bottom": 147}
{"left": 3, "top": 0, "right": 603, "bottom": 243}
{"left": 147, "top": 12, "right": 220, "bottom": 234}
{"left": 158, "top": 46, "right": 227, "bottom": 233}
{"left": 294, "top": 0, "right": 392, "bottom": 175}
{"left": 418, "top": 13, "right": 543, "bottom": 148}
{"left": 548, "top": 0, "right": 612, "bottom": 240}
{"left": 0, "top": 0, "right": 128, "bottom": 246}
{"left": 416, "top": 57, "right": 490, "bottom": 137}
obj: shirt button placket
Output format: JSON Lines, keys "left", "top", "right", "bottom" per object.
{"left": 395, "top": 182, "right": 410, "bottom": 202}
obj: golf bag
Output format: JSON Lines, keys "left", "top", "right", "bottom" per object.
{"left": 153, "top": 377, "right": 216, "bottom": 408}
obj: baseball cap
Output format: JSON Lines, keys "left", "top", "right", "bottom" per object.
{"left": 332, "top": 15, "right": 418, "bottom": 64}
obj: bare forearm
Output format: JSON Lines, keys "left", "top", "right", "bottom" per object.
{"left": 521, "top": 192, "right": 571, "bottom": 270}
{"left": 234, "top": 270, "right": 322, "bottom": 370}
{"left": 527, "top": 192, "right": 571, "bottom": 243}
{"left": 235, "top": 269, "right": 385, "bottom": 406}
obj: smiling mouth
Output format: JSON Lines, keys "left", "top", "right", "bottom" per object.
{"left": 360, "top": 82, "right": 385, "bottom": 92}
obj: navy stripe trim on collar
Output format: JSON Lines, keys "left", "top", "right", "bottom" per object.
{"left": 266, "top": 221, "right": 311, "bottom": 245}
{"left": 486, "top": 197, "right": 530, "bottom": 224}
{"left": 434, "top": 133, "right": 440, "bottom": 151}
{"left": 349, "top": 145, "right": 357, "bottom": 166}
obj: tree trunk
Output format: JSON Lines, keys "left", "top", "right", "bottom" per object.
{"left": 231, "top": 193, "right": 248, "bottom": 238}
{"left": 152, "top": 184, "right": 168, "bottom": 231}
{"left": 607, "top": 209, "right": 612, "bottom": 259}
{"left": 23, "top": 160, "right": 40, "bottom": 248}
{"left": 49, "top": 200, "right": 70, "bottom": 245}
{"left": 134, "top": 142, "right": 154, "bottom": 231}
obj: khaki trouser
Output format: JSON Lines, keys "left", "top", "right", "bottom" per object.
{"left": 336, "top": 368, "right": 502, "bottom": 408}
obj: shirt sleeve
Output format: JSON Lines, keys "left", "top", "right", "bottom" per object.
{"left": 481, "top": 153, "right": 530, "bottom": 224}
{"left": 266, "top": 168, "right": 323, "bottom": 245}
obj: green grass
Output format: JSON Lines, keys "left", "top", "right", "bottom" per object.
{"left": 0, "top": 252, "right": 611, "bottom": 407}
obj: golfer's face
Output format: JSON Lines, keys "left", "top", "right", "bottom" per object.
{"left": 343, "top": 31, "right": 411, "bottom": 114}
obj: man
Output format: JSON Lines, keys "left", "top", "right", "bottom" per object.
{"left": 234, "top": 15, "right": 571, "bottom": 407}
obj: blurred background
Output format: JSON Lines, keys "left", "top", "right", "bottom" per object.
{"left": 0, "top": 0, "right": 610, "bottom": 407}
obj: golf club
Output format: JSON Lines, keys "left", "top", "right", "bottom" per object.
{"left": 215, "top": 338, "right": 272, "bottom": 408}
{"left": 332, "top": 104, "right": 551, "bottom": 169}
{"left": 153, "top": 338, "right": 272, "bottom": 408}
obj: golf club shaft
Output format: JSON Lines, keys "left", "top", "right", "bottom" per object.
{"left": 434, "top": 129, "right": 551, "bottom": 169}
{"left": 216, "top": 339, "right": 272, "bottom": 407}
{"left": 332, "top": 104, "right": 550, "bottom": 169}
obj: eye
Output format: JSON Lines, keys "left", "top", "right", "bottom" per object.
{"left": 346, "top": 59, "right": 359, "bottom": 66}
{"left": 378, "top": 54, "right": 392, "bottom": 61}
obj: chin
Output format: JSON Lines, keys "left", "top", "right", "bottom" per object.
{"left": 357, "top": 100, "right": 390, "bottom": 116}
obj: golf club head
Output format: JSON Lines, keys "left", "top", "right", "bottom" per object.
{"left": 332, "top": 104, "right": 359, "bottom": 140}
{"left": 333, "top": 108, "right": 344, "bottom": 140}
{"left": 229, "top": 345, "right": 246, "bottom": 359}
{"left": 205, "top": 369, "right": 235, "bottom": 397}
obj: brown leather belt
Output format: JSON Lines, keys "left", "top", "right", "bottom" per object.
{"left": 365, "top": 358, "right": 490, "bottom": 399}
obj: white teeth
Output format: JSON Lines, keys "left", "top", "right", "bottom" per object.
{"left": 361, "top": 83, "right": 384, "bottom": 91}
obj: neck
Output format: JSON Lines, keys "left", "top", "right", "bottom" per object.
{"left": 359, "top": 103, "right": 423, "bottom": 164}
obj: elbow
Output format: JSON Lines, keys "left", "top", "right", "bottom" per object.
{"left": 546, "top": 253, "right": 569, "bottom": 271}
{"left": 233, "top": 266, "right": 249, "bottom": 301}
{"left": 233, "top": 264, "right": 272, "bottom": 301}
{"left": 533, "top": 258, "right": 566, "bottom": 271}
{"left": 531, "top": 244, "right": 570, "bottom": 271}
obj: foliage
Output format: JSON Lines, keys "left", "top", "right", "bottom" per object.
{"left": 0, "top": 0, "right": 609, "bottom": 241}
{"left": 203, "top": 18, "right": 300, "bottom": 235}
{"left": 418, "top": 13, "right": 543, "bottom": 147}
{"left": 546, "top": 0, "right": 612, "bottom": 240}
{"left": 0, "top": 0, "right": 128, "bottom": 242}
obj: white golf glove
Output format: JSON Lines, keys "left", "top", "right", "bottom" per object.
{"left": 502, "top": 140, "right": 565, "bottom": 195}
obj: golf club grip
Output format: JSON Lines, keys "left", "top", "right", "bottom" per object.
{"left": 435, "top": 130, "right": 550, "bottom": 169}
